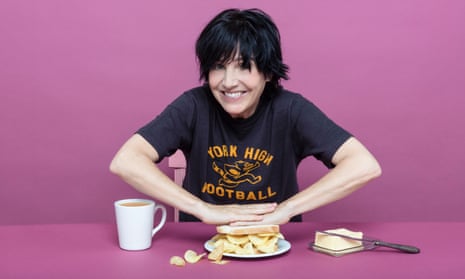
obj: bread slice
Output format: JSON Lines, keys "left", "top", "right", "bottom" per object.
{"left": 216, "top": 224, "right": 280, "bottom": 235}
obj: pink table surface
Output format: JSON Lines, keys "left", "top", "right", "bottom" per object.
{"left": 1, "top": 222, "right": 463, "bottom": 279}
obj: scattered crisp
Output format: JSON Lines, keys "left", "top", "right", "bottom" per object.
{"left": 170, "top": 248, "right": 223, "bottom": 267}
{"left": 207, "top": 241, "right": 224, "bottom": 261}
{"left": 184, "top": 249, "right": 205, "bottom": 263}
{"left": 169, "top": 256, "right": 186, "bottom": 267}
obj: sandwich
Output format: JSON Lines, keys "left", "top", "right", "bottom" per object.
{"left": 216, "top": 224, "right": 280, "bottom": 235}
{"left": 207, "top": 224, "right": 283, "bottom": 259}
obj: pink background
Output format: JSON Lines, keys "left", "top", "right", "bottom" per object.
{"left": 1, "top": 0, "right": 464, "bottom": 225}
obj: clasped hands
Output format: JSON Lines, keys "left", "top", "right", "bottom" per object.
{"left": 199, "top": 202, "right": 291, "bottom": 226}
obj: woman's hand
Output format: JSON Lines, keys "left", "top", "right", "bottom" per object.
{"left": 226, "top": 202, "right": 292, "bottom": 226}
{"left": 198, "top": 202, "right": 278, "bottom": 225}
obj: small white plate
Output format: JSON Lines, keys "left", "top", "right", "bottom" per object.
{"left": 204, "top": 238, "right": 291, "bottom": 259}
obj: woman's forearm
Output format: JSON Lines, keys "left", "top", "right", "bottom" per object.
{"left": 280, "top": 137, "right": 382, "bottom": 218}
{"left": 109, "top": 135, "right": 207, "bottom": 219}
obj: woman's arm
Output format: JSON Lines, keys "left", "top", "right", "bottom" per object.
{"left": 109, "top": 134, "right": 276, "bottom": 224}
{"left": 232, "top": 137, "right": 382, "bottom": 225}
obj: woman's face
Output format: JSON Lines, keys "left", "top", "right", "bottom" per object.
{"left": 208, "top": 55, "right": 269, "bottom": 119}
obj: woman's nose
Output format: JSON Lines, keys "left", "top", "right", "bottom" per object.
{"left": 222, "top": 67, "right": 238, "bottom": 88}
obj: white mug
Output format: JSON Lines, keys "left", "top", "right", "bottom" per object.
{"left": 114, "top": 198, "right": 167, "bottom": 251}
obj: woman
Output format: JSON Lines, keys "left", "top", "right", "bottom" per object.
{"left": 110, "top": 8, "right": 381, "bottom": 225}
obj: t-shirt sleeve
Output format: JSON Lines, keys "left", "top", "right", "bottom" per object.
{"left": 136, "top": 92, "right": 195, "bottom": 162}
{"left": 292, "top": 96, "right": 352, "bottom": 168}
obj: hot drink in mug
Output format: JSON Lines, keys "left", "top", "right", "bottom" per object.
{"left": 114, "top": 198, "right": 167, "bottom": 251}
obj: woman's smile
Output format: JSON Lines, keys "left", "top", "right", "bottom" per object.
{"left": 223, "top": 90, "right": 247, "bottom": 99}
{"left": 209, "top": 57, "right": 268, "bottom": 119}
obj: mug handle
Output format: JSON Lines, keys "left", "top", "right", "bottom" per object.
{"left": 152, "top": 204, "right": 167, "bottom": 236}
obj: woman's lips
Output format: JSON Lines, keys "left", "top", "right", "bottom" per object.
{"left": 223, "top": 91, "right": 246, "bottom": 99}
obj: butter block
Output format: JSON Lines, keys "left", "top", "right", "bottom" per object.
{"left": 314, "top": 228, "right": 363, "bottom": 251}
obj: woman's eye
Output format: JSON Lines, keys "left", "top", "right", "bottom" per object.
{"left": 240, "top": 63, "right": 250, "bottom": 70}
{"left": 212, "top": 64, "right": 225, "bottom": 70}
{"left": 239, "top": 61, "right": 251, "bottom": 71}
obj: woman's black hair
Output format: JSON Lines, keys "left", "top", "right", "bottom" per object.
{"left": 195, "top": 8, "right": 289, "bottom": 88}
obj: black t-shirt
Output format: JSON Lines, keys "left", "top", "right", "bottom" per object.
{"left": 137, "top": 84, "right": 351, "bottom": 221}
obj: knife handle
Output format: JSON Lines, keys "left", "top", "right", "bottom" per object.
{"left": 374, "top": 241, "right": 420, "bottom": 254}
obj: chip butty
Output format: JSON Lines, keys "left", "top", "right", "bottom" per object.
{"left": 208, "top": 225, "right": 284, "bottom": 256}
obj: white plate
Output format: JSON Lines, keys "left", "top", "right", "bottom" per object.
{"left": 204, "top": 238, "right": 291, "bottom": 259}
